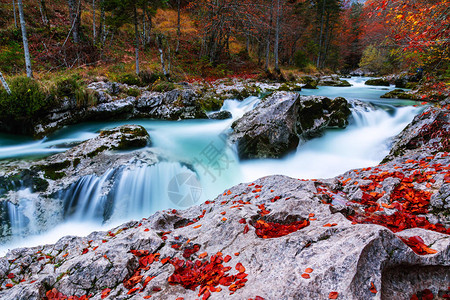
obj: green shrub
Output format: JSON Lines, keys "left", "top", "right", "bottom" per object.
{"left": 126, "top": 88, "right": 140, "bottom": 97}
{"left": 151, "top": 81, "right": 176, "bottom": 92}
{"left": 139, "top": 70, "right": 166, "bottom": 85}
{"left": 0, "top": 77, "right": 52, "bottom": 119}
{"left": 55, "top": 76, "right": 81, "bottom": 97}
{"left": 116, "top": 73, "right": 142, "bottom": 86}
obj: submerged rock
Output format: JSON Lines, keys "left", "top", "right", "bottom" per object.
{"left": 230, "top": 92, "right": 351, "bottom": 159}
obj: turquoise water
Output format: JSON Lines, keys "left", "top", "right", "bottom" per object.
{"left": 0, "top": 77, "right": 425, "bottom": 254}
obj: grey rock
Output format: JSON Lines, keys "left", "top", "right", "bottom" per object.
{"left": 230, "top": 92, "right": 351, "bottom": 159}
{"left": 208, "top": 110, "right": 232, "bottom": 120}
{"left": 365, "top": 78, "right": 390, "bottom": 86}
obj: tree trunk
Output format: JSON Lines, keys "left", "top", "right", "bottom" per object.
{"left": 39, "top": 0, "right": 49, "bottom": 26}
{"left": 17, "top": 0, "right": 32, "bottom": 78}
{"left": 175, "top": 0, "right": 181, "bottom": 53}
{"left": 274, "top": 0, "right": 281, "bottom": 72}
{"left": 157, "top": 35, "right": 168, "bottom": 77}
{"left": 265, "top": 0, "right": 273, "bottom": 71}
{"left": 134, "top": 5, "right": 140, "bottom": 75}
{"left": 97, "top": 0, "right": 105, "bottom": 45}
{"left": 316, "top": 0, "right": 326, "bottom": 68}
{"left": 13, "top": 0, "right": 17, "bottom": 28}
{"left": 0, "top": 71, "right": 11, "bottom": 95}
{"left": 67, "top": 0, "right": 81, "bottom": 43}
{"left": 92, "top": 0, "right": 96, "bottom": 40}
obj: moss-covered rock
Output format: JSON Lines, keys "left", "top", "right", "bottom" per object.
{"left": 380, "top": 89, "right": 417, "bottom": 100}
{"left": 300, "top": 76, "right": 318, "bottom": 89}
{"left": 365, "top": 78, "right": 390, "bottom": 86}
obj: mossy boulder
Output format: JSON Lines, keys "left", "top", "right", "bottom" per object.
{"left": 380, "top": 89, "right": 417, "bottom": 100}
{"left": 300, "top": 76, "right": 319, "bottom": 89}
{"left": 365, "top": 78, "right": 390, "bottom": 86}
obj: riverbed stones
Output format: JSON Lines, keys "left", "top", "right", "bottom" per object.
{"left": 230, "top": 92, "right": 351, "bottom": 159}
{"left": 365, "top": 78, "right": 390, "bottom": 86}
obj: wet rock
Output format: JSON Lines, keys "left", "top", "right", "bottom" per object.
{"left": 380, "top": 89, "right": 417, "bottom": 100}
{"left": 208, "top": 110, "right": 232, "bottom": 120}
{"left": 230, "top": 92, "right": 301, "bottom": 159}
{"left": 230, "top": 92, "right": 351, "bottom": 159}
{"left": 299, "top": 76, "right": 319, "bottom": 89}
{"left": 318, "top": 75, "right": 352, "bottom": 87}
{"left": 382, "top": 106, "right": 450, "bottom": 162}
{"left": 365, "top": 78, "right": 390, "bottom": 86}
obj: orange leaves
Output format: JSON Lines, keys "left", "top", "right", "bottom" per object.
{"left": 100, "top": 288, "right": 111, "bottom": 299}
{"left": 193, "top": 224, "right": 202, "bottom": 229}
{"left": 221, "top": 217, "right": 228, "bottom": 222}
{"left": 369, "top": 282, "right": 377, "bottom": 294}
{"left": 198, "top": 252, "right": 208, "bottom": 259}
{"left": 329, "top": 291, "right": 339, "bottom": 299}
{"left": 301, "top": 273, "right": 310, "bottom": 279}
{"left": 252, "top": 219, "right": 310, "bottom": 239}
{"left": 323, "top": 223, "right": 337, "bottom": 227}
{"left": 399, "top": 236, "right": 438, "bottom": 255}
{"left": 304, "top": 268, "right": 313, "bottom": 273}
{"left": 235, "top": 262, "right": 246, "bottom": 273}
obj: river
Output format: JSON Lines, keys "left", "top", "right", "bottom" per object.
{"left": 0, "top": 77, "right": 424, "bottom": 255}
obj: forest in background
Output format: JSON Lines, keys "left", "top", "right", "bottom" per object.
{"left": 0, "top": 0, "right": 448, "bottom": 85}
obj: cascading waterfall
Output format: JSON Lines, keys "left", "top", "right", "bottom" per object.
{"left": 0, "top": 78, "right": 425, "bottom": 254}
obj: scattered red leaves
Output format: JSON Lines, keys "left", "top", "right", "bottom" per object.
{"left": 301, "top": 273, "right": 310, "bottom": 279}
{"left": 252, "top": 219, "right": 310, "bottom": 239}
{"left": 183, "top": 244, "right": 201, "bottom": 258}
{"left": 168, "top": 253, "right": 247, "bottom": 297}
{"left": 329, "top": 291, "right": 339, "bottom": 299}
{"left": 7, "top": 273, "right": 14, "bottom": 279}
{"left": 399, "top": 236, "right": 438, "bottom": 255}
{"left": 45, "top": 288, "right": 90, "bottom": 300}
{"left": 411, "top": 289, "right": 434, "bottom": 300}
{"left": 304, "top": 268, "right": 313, "bottom": 273}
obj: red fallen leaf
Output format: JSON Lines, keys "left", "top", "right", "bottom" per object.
{"left": 243, "top": 225, "right": 250, "bottom": 234}
{"left": 176, "top": 298, "right": 184, "bottom": 300}
{"left": 7, "top": 273, "right": 14, "bottom": 279}
{"left": 329, "top": 291, "right": 339, "bottom": 299}
{"left": 144, "top": 228, "right": 149, "bottom": 232}
{"left": 161, "top": 257, "right": 171, "bottom": 264}
{"left": 255, "top": 297, "right": 265, "bottom": 300}
{"left": 221, "top": 211, "right": 226, "bottom": 215}
{"left": 144, "top": 296, "right": 152, "bottom": 299}
{"left": 224, "top": 255, "right": 232, "bottom": 262}
{"left": 236, "top": 273, "right": 248, "bottom": 279}
{"left": 142, "top": 276, "right": 156, "bottom": 289}
{"left": 193, "top": 224, "right": 202, "bottom": 229}
{"left": 152, "top": 287, "right": 162, "bottom": 292}
{"left": 127, "top": 287, "right": 139, "bottom": 294}
{"left": 370, "top": 282, "right": 377, "bottom": 294}
{"left": 81, "top": 248, "right": 89, "bottom": 255}
{"left": 309, "top": 213, "right": 315, "bottom": 218}
{"left": 202, "top": 290, "right": 211, "bottom": 299}
{"left": 171, "top": 244, "right": 181, "bottom": 249}
{"left": 235, "top": 262, "right": 246, "bottom": 273}
{"left": 227, "top": 190, "right": 232, "bottom": 195}
{"left": 234, "top": 252, "right": 240, "bottom": 256}
{"left": 101, "top": 288, "right": 111, "bottom": 299}
{"left": 92, "top": 246, "right": 98, "bottom": 251}
{"left": 5, "top": 284, "right": 13, "bottom": 288}
{"left": 198, "top": 252, "right": 208, "bottom": 259}
{"left": 304, "top": 268, "right": 313, "bottom": 273}
{"left": 239, "top": 218, "right": 247, "bottom": 224}
{"left": 221, "top": 217, "right": 228, "bottom": 221}
{"left": 301, "top": 273, "right": 310, "bottom": 279}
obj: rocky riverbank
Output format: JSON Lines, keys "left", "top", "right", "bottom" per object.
{"left": 0, "top": 96, "right": 448, "bottom": 299}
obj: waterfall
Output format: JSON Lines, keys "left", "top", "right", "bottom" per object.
{"left": 62, "top": 161, "right": 199, "bottom": 224}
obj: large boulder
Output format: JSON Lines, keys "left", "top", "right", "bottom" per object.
{"left": 365, "top": 78, "right": 390, "bottom": 86}
{"left": 230, "top": 92, "right": 351, "bottom": 159}
{"left": 318, "top": 75, "right": 352, "bottom": 87}
{"left": 230, "top": 92, "right": 301, "bottom": 159}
